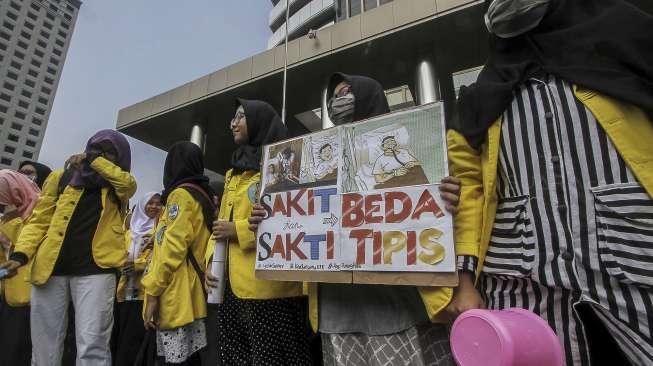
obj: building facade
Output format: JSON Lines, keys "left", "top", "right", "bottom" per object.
{"left": 268, "top": 0, "right": 394, "bottom": 49}
{"left": 117, "top": 0, "right": 652, "bottom": 176}
{"left": 0, "top": 0, "right": 81, "bottom": 169}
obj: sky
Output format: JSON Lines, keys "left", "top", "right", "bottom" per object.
{"left": 39, "top": 0, "right": 272, "bottom": 200}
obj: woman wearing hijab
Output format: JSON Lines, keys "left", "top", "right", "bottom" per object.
{"left": 114, "top": 192, "right": 162, "bottom": 365}
{"left": 248, "top": 74, "right": 464, "bottom": 366}
{"left": 141, "top": 141, "right": 215, "bottom": 365}
{"left": 205, "top": 99, "right": 312, "bottom": 365}
{"left": 0, "top": 129, "right": 136, "bottom": 366}
{"left": 0, "top": 170, "right": 40, "bottom": 366}
{"left": 449, "top": 1, "right": 653, "bottom": 365}
{"left": 18, "top": 160, "right": 52, "bottom": 189}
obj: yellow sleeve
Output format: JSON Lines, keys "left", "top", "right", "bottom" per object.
{"left": 89, "top": 156, "right": 137, "bottom": 202}
{"left": 13, "top": 171, "right": 61, "bottom": 261}
{"left": 447, "top": 129, "right": 484, "bottom": 258}
{"left": 141, "top": 189, "right": 195, "bottom": 297}
{"left": 134, "top": 248, "right": 152, "bottom": 272}
{"left": 234, "top": 218, "right": 255, "bottom": 251}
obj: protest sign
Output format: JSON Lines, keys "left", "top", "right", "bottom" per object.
{"left": 255, "top": 103, "right": 457, "bottom": 286}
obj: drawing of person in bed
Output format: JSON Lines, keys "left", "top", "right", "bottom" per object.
{"left": 372, "top": 135, "right": 428, "bottom": 189}
{"left": 314, "top": 143, "right": 338, "bottom": 182}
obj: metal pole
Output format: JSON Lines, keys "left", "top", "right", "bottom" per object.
{"left": 190, "top": 124, "right": 205, "bottom": 151}
{"left": 415, "top": 59, "right": 441, "bottom": 105}
{"left": 281, "top": 0, "right": 290, "bottom": 124}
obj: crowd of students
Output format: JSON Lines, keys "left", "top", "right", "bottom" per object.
{"left": 1, "top": 0, "right": 652, "bottom": 365}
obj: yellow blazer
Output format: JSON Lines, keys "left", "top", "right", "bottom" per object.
{"left": 205, "top": 169, "right": 302, "bottom": 300}
{"left": 447, "top": 85, "right": 653, "bottom": 278}
{"left": 1, "top": 216, "right": 30, "bottom": 306}
{"left": 141, "top": 188, "right": 210, "bottom": 330}
{"left": 14, "top": 157, "right": 136, "bottom": 285}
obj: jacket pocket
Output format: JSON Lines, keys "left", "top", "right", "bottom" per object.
{"left": 592, "top": 183, "right": 653, "bottom": 287}
{"left": 483, "top": 195, "right": 535, "bottom": 277}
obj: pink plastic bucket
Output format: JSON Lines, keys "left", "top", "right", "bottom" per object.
{"left": 450, "top": 308, "right": 564, "bottom": 366}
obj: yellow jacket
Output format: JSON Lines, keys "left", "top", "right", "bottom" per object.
{"left": 141, "top": 188, "right": 210, "bottom": 330}
{"left": 447, "top": 86, "right": 653, "bottom": 278}
{"left": 205, "top": 169, "right": 302, "bottom": 300}
{"left": 116, "top": 230, "right": 153, "bottom": 302}
{"left": 0, "top": 216, "right": 30, "bottom": 306}
{"left": 14, "top": 157, "right": 136, "bottom": 285}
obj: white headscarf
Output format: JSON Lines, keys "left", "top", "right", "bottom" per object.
{"left": 128, "top": 192, "right": 159, "bottom": 260}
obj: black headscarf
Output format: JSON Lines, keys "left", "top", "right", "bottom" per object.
{"left": 162, "top": 141, "right": 216, "bottom": 231}
{"left": 19, "top": 161, "right": 52, "bottom": 189}
{"left": 455, "top": 0, "right": 653, "bottom": 149}
{"left": 328, "top": 73, "right": 390, "bottom": 122}
{"left": 162, "top": 142, "right": 212, "bottom": 202}
{"left": 230, "top": 98, "right": 288, "bottom": 173}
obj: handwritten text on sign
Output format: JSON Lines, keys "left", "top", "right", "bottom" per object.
{"left": 256, "top": 184, "right": 455, "bottom": 272}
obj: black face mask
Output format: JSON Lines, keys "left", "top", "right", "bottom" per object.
{"left": 328, "top": 92, "right": 356, "bottom": 125}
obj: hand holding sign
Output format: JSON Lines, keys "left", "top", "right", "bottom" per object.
{"left": 248, "top": 203, "right": 268, "bottom": 232}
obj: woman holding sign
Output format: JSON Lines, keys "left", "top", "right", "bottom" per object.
{"left": 141, "top": 142, "right": 216, "bottom": 365}
{"left": 205, "top": 99, "right": 312, "bottom": 365}
{"left": 250, "top": 73, "right": 470, "bottom": 366}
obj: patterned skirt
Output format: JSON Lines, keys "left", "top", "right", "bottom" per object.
{"left": 156, "top": 319, "right": 207, "bottom": 364}
{"left": 321, "top": 323, "right": 454, "bottom": 366}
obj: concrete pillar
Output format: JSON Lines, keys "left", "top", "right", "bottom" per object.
{"left": 321, "top": 84, "right": 335, "bottom": 129}
{"left": 415, "top": 59, "right": 440, "bottom": 105}
{"left": 190, "top": 124, "right": 205, "bottom": 151}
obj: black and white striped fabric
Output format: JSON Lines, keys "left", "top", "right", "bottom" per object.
{"left": 479, "top": 75, "right": 653, "bottom": 366}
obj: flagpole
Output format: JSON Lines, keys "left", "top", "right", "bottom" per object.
{"left": 281, "top": 0, "right": 290, "bottom": 124}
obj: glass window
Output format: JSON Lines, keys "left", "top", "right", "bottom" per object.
{"left": 40, "top": 30, "right": 50, "bottom": 39}
{"left": 58, "top": 30, "right": 67, "bottom": 38}
{"left": 35, "top": 49, "right": 45, "bottom": 58}
{"left": 15, "top": 111, "right": 26, "bottom": 120}
{"left": 28, "top": 69, "right": 39, "bottom": 77}
{"left": 32, "top": 117, "right": 42, "bottom": 125}
{"left": 18, "top": 100, "right": 29, "bottom": 109}
{"left": 29, "top": 128, "right": 39, "bottom": 137}
{"left": 10, "top": 1, "right": 21, "bottom": 11}
{"left": 25, "top": 21, "right": 35, "bottom": 30}
{"left": 38, "top": 96, "right": 48, "bottom": 105}
{"left": 47, "top": 67, "right": 57, "bottom": 76}
{"left": 3, "top": 21, "right": 15, "bottom": 31}
{"left": 27, "top": 12, "right": 38, "bottom": 21}
{"left": 55, "top": 39, "right": 64, "bottom": 47}
{"left": 37, "top": 39, "right": 47, "bottom": 48}
{"left": 10, "top": 60, "right": 22, "bottom": 70}
{"left": 0, "top": 158, "right": 13, "bottom": 165}
{"left": 11, "top": 121, "right": 23, "bottom": 130}
{"left": 41, "top": 86, "right": 51, "bottom": 95}
{"left": 61, "top": 22, "right": 69, "bottom": 30}
{"left": 44, "top": 21, "right": 53, "bottom": 30}
{"left": 20, "top": 31, "right": 31, "bottom": 40}
{"left": 31, "top": 59, "right": 41, "bottom": 68}
{"left": 53, "top": 48, "right": 62, "bottom": 56}
{"left": 18, "top": 40, "right": 29, "bottom": 49}
{"left": 30, "top": 2, "right": 40, "bottom": 12}
{"left": 4, "top": 146, "right": 16, "bottom": 154}
{"left": 7, "top": 71, "right": 18, "bottom": 80}
{"left": 0, "top": 93, "right": 11, "bottom": 102}
{"left": 35, "top": 107, "right": 45, "bottom": 115}
{"left": 364, "top": 0, "right": 377, "bottom": 11}
{"left": 21, "top": 90, "right": 32, "bottom": 98}
{"left": 26, "top": 139, "right": 37, "bottom": 147}
{"left": 14, "top": 50, "right": 25, "bottom": 59}
{"left": 46, "top": 12, "right": 55, "bottom": 21}
{"left": 350, "top": 0, "right": 362, "bottom": 16}
{"left": 23, "top": 150, "right": 34, "bottom": 158}
{"left": 7, "top": 11, "right": 18, "bottom": 21}
{"left": 8, "top": 133, "right": 19, "bottom": 142}
{"left": 0, "top": 104, "right": 8, "bottom": 113}
{"left": 25, "top": 79, "right": 36, "bottom": 88}
{"left": 4, "top": 82, "right": 15, "bottom": 91}
{"left": 50, "top": 57, "right": 59, "bottom": 66}
{"left": 44, "top": 77, "right": 54, "bottom": 85}
{"left": 0, "top": 31, "right": 11, "bottom": 41}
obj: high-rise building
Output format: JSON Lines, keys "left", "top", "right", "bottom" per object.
{"left": 0, "top": 0, "right": 81, "bottom": 169}
{"left": 268, "top": 0, "right": 393, "bottom": 49}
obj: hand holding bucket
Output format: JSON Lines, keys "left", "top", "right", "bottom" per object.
{"left": 450, "top": 308, "right": 564, "bottom": 366}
